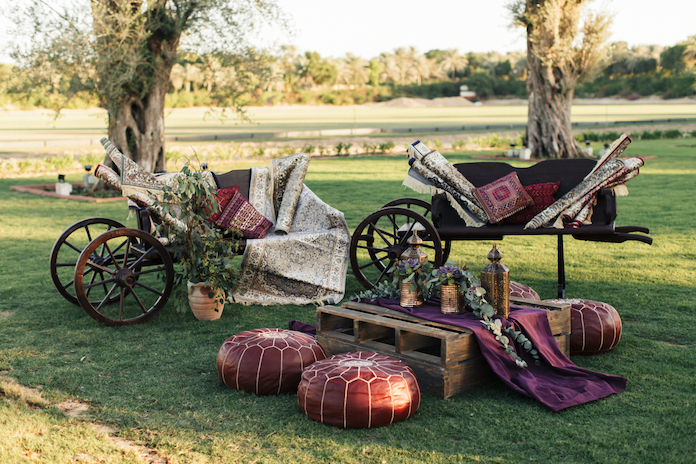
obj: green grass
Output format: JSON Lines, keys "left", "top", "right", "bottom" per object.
{"left": 1, "top": 139, "right": 695, "bottom": 463}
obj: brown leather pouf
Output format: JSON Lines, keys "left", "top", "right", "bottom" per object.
{"left": 298, "top": 351, "right": 421, "bottom": 429}
{"left": 510, "top": 281, "right": 541, "bottom": 300}
{"left": 217, "top": 328, "right": 325, "bottom": 395}
{"left": 545, "top": 299, "right": 622, "bottom": 355}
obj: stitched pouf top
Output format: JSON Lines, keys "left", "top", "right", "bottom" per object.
{"left": 544, "top": 299, "right": 622, "bottom": 355}
{"left": 298, "top": 351, "right": 421, "bottom": 429}
{"left": 217, "top": 328, "right": 326, "bottom": 395}
{"left": 510, "top": 281, "right": 541, "bottom": 301}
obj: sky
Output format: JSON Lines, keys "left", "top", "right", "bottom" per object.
{"left": 266, "top": 0, "right": 695, "bottom": 58}
{"left": 1, "top": 0, "right": 694, "bottom": 63}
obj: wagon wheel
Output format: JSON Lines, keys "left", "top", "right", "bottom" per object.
{"left": 381, "top": 198, "right": 451, "bottom": 263}
{"left": 74, "top": 228, "right": 174, "bottom": 326}
{"left": 50, "top": 217, "right": 125, "bottom": 306}
{"left": 350, "top": 207, "right": 444, "bottom": 290}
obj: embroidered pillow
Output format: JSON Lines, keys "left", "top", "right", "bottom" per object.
{"left": 204, "top": 186, "right": 239, "bottom": 223}
{"left": 473, "top": 172, "right": 534, "bottom": 224}
{"left": 505, "top": 181, "right": 561, "bottom": 224}
{"left": 214, "top": 190, "right": 272, "bottom": 239}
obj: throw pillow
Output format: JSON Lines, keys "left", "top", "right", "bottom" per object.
{"left": 473, "top": 172, "right": 534, "bottom": 224}
{"left": 214, "top": 190, "right": 272, "bottom": 239}
{"left": 205, "top": 186, "right": 239, "bottom": 223}
{"left": 505, "top": 181, "right": 561, "bottom": 224}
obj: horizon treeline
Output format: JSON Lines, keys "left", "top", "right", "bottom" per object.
{"left": 1, "top": 36, "right": 695, "bottom": 110}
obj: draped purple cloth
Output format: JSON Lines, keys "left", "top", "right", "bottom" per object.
{"left": 373, "top": 298, "right": 626, "bottom": 411}
{"left": 288, "top": 320, "right": 316, "bottom": 336}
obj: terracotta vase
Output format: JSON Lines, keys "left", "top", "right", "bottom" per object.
{"left": 440, "top": 284, "right": 460, "bottom": 314}
{"left": 187, "top": 281, "right": 224, "bottom": 320}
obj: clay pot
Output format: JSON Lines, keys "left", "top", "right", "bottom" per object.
{"left": 187, "top": 281, "right": 224, "bottom": 320}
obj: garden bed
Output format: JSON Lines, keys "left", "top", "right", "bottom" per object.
{"left": 10, "top": 183, "right": 125, "bottom": 202}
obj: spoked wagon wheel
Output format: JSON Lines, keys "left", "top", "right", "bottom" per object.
{"left": 50, "top": 217, "right": 125, "bottom": 306}
{"left": 350, "top": 207, "right": 444, "bottom": 290}
{"left": 381, "top": 198, "right": 451, "bottom": 263}
{"left": 74, "top": 228, "right": 174, "bottom": 326}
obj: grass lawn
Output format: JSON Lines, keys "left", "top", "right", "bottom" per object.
{"left": 1, "top": 138, "right": 695, "bottom": 463}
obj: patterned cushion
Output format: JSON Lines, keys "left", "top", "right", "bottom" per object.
{"left": 206, "top": 186, "right": 239, "bottom": 223}
{"left": 473, "top": 172, "right": 534, "bottom": 224}
{"left": 510, "top": 281, "right": 540, "bottom": 300}
{"left": 505, "top": 181, "right": 561, "bottom": 224}
{"left": 298, "top": 351, "right": 421, "bottom": 429}
{"left": 214, "top": 190, "right": 272, "bottom": 239}
{"left": 216, "top": 328, "right": 326, "bottom": 395}
{"left": 544, "top": 299, "right": 622, "bottom": 355}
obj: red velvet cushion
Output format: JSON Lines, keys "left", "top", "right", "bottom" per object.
{"left": 505, "top": 181, "right": 560, "bottom": 224}
{"left": 205, "top": 186, "right": 239, "bottom": 223}
{"left": 544, "top": 299, "right": 622, "bottom": 355}
{"left": 510, "top": 281, "right": 540, "bottom": 300}
{"left": 298, "top": 351, "right": 421, "bottom": 429}
{"left": 473, "top": 172, "right": 534, "bottom": 224}
{"left": 217, "top": 328, "right": 325, "bottom": 395}
{"left": 214, "top": 190, "right": 272, "bottom": 239}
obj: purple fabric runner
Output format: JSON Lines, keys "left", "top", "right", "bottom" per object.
{"left": 373, "top": 298, "right": 626, "bottom": 411}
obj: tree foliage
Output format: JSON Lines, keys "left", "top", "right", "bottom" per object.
{"left": 7, "top": 0, "right": 283, "bottom": 172}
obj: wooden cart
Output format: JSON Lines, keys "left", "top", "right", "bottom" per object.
{"left": 49, "top": 169, "right": 250, "bottom": 326}
{"left": 349, "top": 158, "right": 652, "bottom": 297}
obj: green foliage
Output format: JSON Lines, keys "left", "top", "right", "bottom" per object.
{"left": 576, "top": 72, "right": 696, "bottom": 98}
{"left": 378, "top": 140, "right": 395, "bottom": 153}
{"left": 151, "top": 162, "right": 242, "bottom": 312}
{"left": 350, "top": 280, "right": 399, "bottom": 302}
{"left": 576, "top": 129, "right": 690, "bottom": 144}
{"left": 424, "top": 138, "right": 443, "bottom": 151}
{"left": 2, "top": 140, "right": 696, "bottom": 463}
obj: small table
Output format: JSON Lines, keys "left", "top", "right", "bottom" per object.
{"left": 316, "top": 298, "right": 570, "bottom": 399}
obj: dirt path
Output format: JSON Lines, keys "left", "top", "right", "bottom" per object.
{"left": 1, "top": 375, "right": 170, "bottom": 464}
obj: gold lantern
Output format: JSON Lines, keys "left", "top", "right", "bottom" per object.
{"left": 479, "top": 244, "right": 510, "bottom": 318}
{"left": 399, "top": 230, "right": 429, "bottom": 264}
{"left": 398, "top": 231, "right": 428, "bottom": 307}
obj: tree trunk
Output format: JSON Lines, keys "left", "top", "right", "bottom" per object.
{"left": 107, "top": 83, "right": 168, "bottom": 174}
{"left": 526, "top": 36, "right": 582, "bottom": 159}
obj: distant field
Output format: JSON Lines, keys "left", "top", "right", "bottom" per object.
{"left": 3, "top": 103, "right": 696, "bottom": 136}
{"left": 0, "top": 103, "right": 696, "bottom": 157}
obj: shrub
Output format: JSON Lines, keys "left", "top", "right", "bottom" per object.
{"left": 378, "top": 140, "right": 395, "bottom": 153}
{"left": 663, "top": 129, "right": 683, "bottom": 139}
{"left": 362, "top": 142, "right": 377, "bottom": 154}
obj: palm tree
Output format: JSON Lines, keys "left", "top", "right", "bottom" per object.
{"left": 332, "top": 57, "right": 352, "bottom": 86}
{"left": 683, "top": 35, "right": 696, "bottom": 68}
{"left": 439, "top": 49, "right": 467, "bottom": 80}
{"left": 346, "top": 53, "right": 370, "bottom": 86}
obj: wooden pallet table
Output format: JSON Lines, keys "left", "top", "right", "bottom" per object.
{"left": 315, "top": 297, "right": 570, "bottom": 399}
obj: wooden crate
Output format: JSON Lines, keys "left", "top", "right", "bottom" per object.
{"left": 315, "top": 298, "right": 570, "bottom": 399}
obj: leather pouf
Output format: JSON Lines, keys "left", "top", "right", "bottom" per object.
{"left": 298, "top": 351, "right": 421, "bottom": 429}
{"left": 545, "top": 299, "right": 622, "bottom": 355}
{"left": 217, "top": 328, "right": 325, "bottom": 395}
{"left": 510, "top": 281, "right": 540, "bottom": 300}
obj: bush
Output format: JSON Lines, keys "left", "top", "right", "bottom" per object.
{"left": 378, "top": 140, "right": 395, "bottom": 153}
{"left": 663, "top": 129, "right": 682, "bottom": 139}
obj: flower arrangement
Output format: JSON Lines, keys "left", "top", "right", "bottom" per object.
{"left": 350, "top": 259, "right": 541, "bottom": 369}
{"left": 427, "top": 262, "right": 465, "bottom": 287}
{"left": 392, "top": 258, "right": 432, "bottom": 294}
